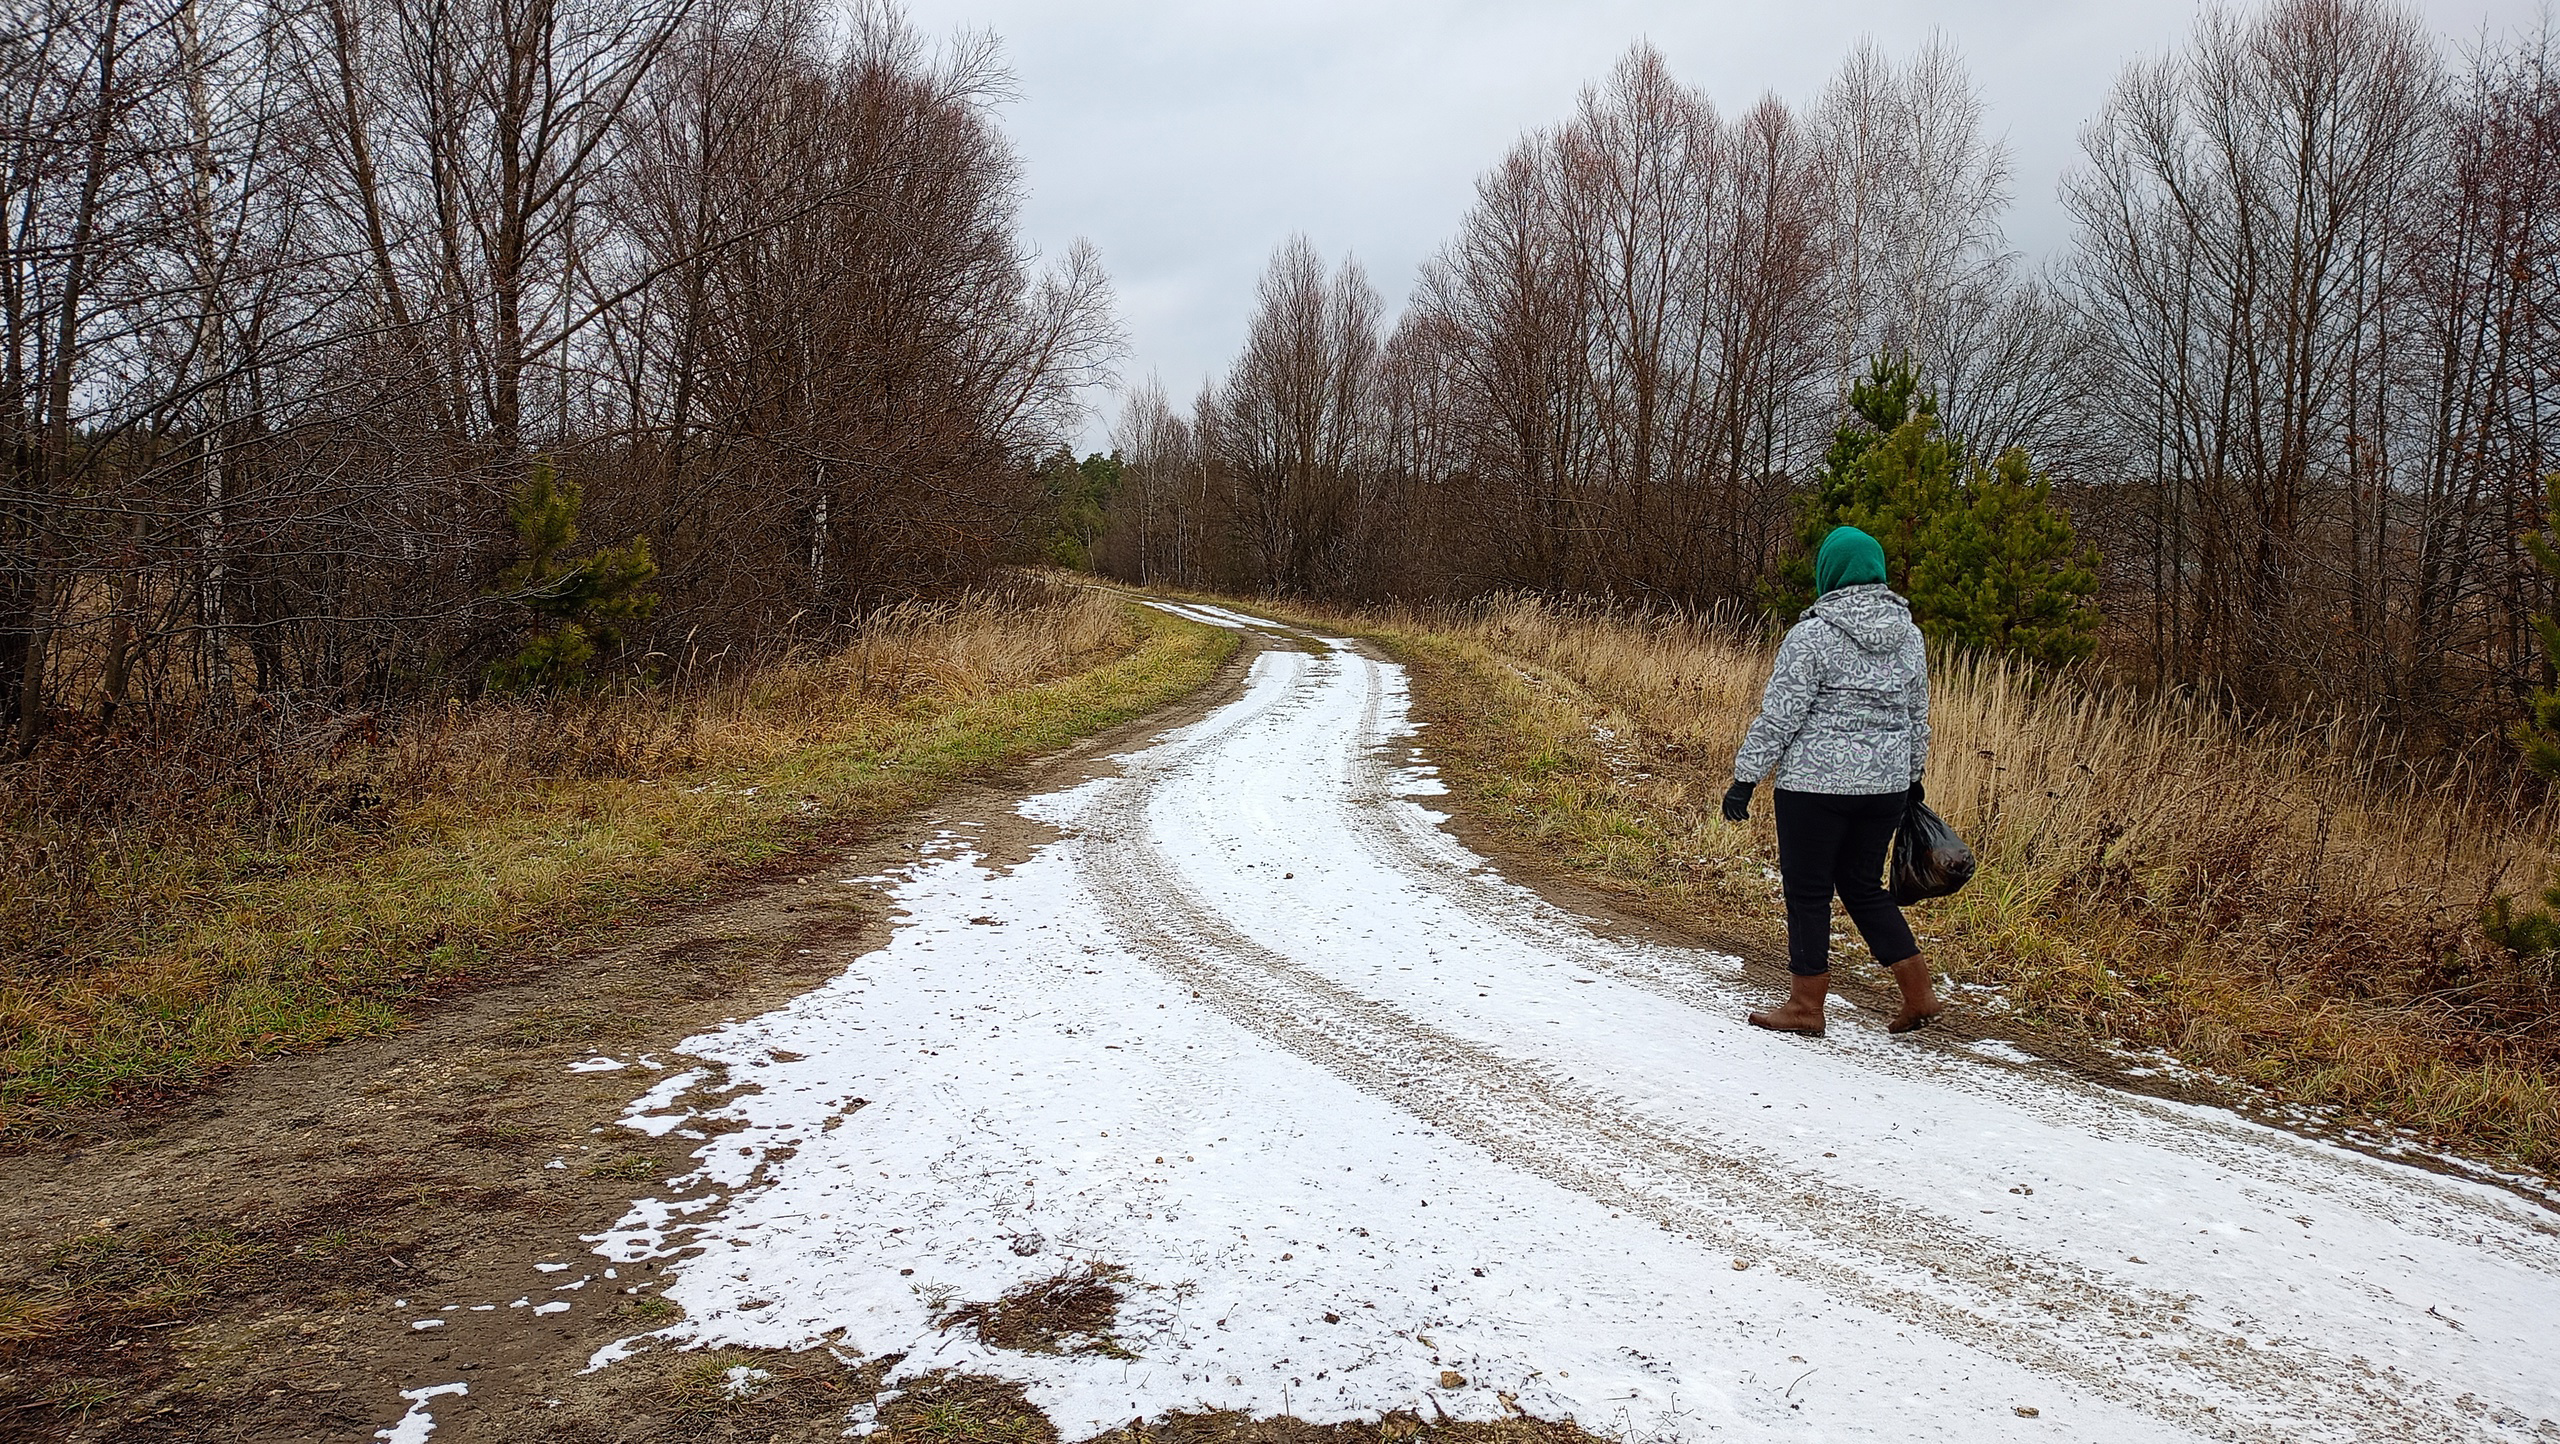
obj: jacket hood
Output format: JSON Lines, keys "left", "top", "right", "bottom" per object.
{"left": 1805, "top": 583, "right": 1915, "bottom": 654}
{"left": 1814, "top": 526, "right": 1888, "bottom": 597}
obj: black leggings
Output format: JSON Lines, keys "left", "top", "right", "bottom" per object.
{"left": 1773, "top": 788, "right": 1919, "bottom": 977}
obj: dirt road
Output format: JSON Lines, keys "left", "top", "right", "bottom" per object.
{"left": 501, "top": 603, "right": 2551, "bottom": 1443}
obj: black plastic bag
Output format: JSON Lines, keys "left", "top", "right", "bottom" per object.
{"left": 1890, "top": 800, "right": 1976, "bottom": 906}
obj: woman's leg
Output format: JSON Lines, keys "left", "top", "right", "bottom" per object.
{"left": 1752, "top": 790, "right": 1842, "bottom": 1035}
{"left": 1772, "top": 790, "right": 1847, "bottom": 976}
{"left": 1831, "top": 792, "right": 1916, "bottom": 963}
{"left": 1831, "top": 793, "right": 1940, "bottom": 1031}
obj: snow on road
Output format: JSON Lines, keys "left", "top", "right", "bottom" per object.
{"left": 587, "top": 606, "right": 2560, "bottom": 1442}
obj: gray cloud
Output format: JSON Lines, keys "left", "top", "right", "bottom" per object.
{"left": 894, "top": 0, "right": 2547, "bottom": 443}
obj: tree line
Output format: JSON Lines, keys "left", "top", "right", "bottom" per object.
{"left": 2, "top": 0, "right": 1117, "bottom": 748}
{"left": 1096, "top": 0, "right": 2560, "bottom": 751}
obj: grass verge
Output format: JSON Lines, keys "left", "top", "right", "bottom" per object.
{"left": 0, "top": 588, "right": 1235, "bottom": 1131}
{"left": 1248, "top": 592, "right": 2560, "bottom": 1180}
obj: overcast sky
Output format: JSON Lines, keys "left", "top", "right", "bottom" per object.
{"left": 894, "top": 0, "right": 2547, "bottom": 448}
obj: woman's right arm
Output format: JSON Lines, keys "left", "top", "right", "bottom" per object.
{"left": 1734, "top": 625, "right": 1820, "bottom": 783}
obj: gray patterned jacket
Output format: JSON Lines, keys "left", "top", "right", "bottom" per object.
{"left": 1733, "top": 584, "right": 1930, "bottom": 795}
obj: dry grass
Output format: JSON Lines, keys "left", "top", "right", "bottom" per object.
{"left": 0, "top": 1219, "right": 271, "bottom": 1375}
{"left": 663, "top": 1347, "right": 874, "bottom": 1427}
{"left": 937, "top": 1262, "right": 1134, "bottom": 1358}
{"left": 877, "top": 1371, "right": 1060, "bottom": 1444}
{"left": 0, "top": 582, "right": 1237, "bottom": 1128}
{"left": 1274, "top": 592, "right": 2560, "bottom": 1177}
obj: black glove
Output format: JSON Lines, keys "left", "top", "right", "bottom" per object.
{"left": 1908, "top": 778, "right": 1925, "bottom": 808}
{"left": 1721, "top": 779, "right": 1754, "bottom": 823}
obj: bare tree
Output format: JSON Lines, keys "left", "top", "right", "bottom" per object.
{"left": 1102, "top": 373, "right": 1197, "bottom": 587}
{"left": 1815, "top": 33, "right": 2017, "bottom": 429}
{"left": 1205, "top": 235, "right": 1382, "bottom": 596}
{"left": 2068, "top": 0, "right": 2440, "bottom": 705}
{"left": 1374, "top": 45, "right": 1833, "bottom": 603}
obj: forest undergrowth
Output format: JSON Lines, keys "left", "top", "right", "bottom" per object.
{"left": 0, "top": 584, "right": 1235, "bottom": 1132}
{"left": 1267, "top": 593, "right": 2560, "bottom": 1178}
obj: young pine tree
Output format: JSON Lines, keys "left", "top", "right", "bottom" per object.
{"left": 1910, "top": 447, "right": 2102, "bottom": 668}
{"left": 2485, "top": 471, "right": 2560, "bottom": 966}
{"left": 485, "top": 461, "right": 660, "bottom": 691}
{"left": 2512, "top": 471, "right": 2560, "bottom": 781}
{"left": 1773, "top": 355, "right": 1946, "bottom": 609}
{"left": 1774, "top": 352, "right": 2100, "bottom": 670}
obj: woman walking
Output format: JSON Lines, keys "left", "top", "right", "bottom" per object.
{"left": 1722, "top": 526, "right": 1942, "bottom": 1036}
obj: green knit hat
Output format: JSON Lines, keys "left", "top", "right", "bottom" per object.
{"left": 1814, "top": 526, "right": 1887, "bottom": 597}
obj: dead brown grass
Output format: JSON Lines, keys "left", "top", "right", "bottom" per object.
{"left": 880, "top": 1371, "right": 1062, "bottom": 1444}
{"left": 1271, "top": 592, "right": 2560, "bottom": 1178}
{"left": 663, "top": 1348, "right": 878, "bottom": 1428}
{"left": 938, "top": 1263, "right": 1134, "bottom": 1358}
{"left": 0, "top": 580, "right": 1236, "bottom": 1126}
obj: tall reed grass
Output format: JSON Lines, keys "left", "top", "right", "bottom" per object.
{"left": 1345, "top": 593, "right": 2560, "bottom": 1173}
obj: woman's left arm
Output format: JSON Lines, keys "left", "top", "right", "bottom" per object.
{"left": 1904, "top": 630, "right": 1931, "bottom": 785}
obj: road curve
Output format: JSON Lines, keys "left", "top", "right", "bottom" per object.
{"left": 584, "top": 604, "right": 2560, "bottom": 1443}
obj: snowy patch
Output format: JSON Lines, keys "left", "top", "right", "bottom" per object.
{"left": 584, "top": 1334, "right": 649, "bottom": 1374}
{"left": 619, "top": 1068, "right": 707, "bottom": 1136}
{"left": 374, "top": 1381, "right": 465, "bottom": 1443}
{"left": 722, "top": 1365, "right": 771, "bottom": 1400}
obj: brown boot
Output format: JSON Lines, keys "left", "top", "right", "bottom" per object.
{"left": 1748, "top": 973, "right": 1829, "bottom": 1036}
{"left": 1887, "top": 954, "right": 1943, "bottom": 1034}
